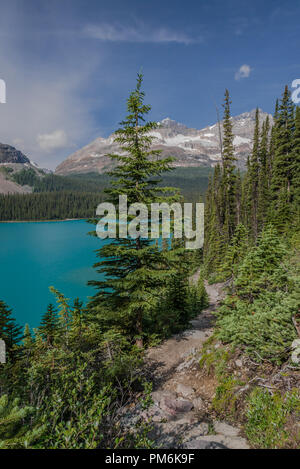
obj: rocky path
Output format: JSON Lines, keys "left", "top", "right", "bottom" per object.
{"left": 144, "top": 277, "right": 250, "bottom": 450}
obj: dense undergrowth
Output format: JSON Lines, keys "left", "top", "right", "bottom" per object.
{"left": 216, "top": 227, "right": 300, "bottom": 362}
{"left": 199, "top": 228, "right": 300, "bottom": 449}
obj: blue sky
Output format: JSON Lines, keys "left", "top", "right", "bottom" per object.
{"left": 0, "top": 0, "right": 299, "bottom": 168}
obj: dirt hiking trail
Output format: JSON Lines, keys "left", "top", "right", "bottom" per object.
{"left": 143, "top": 277, "right": 250, "bottom": 449}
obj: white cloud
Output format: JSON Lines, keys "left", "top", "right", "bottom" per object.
{"left": 0, "top": 66, "right": 98, "bottom": 169}
{"left": 235, "top": 64, "right": 252, "bottom": 80}
{"left": 84, "top": 23, "right": 199, "bottom": 45}
{"left": 0, "top": 8, "right": 102, "bottom": 170}
{"left": 37, "top": 130, "right": 68, "bottom": 151}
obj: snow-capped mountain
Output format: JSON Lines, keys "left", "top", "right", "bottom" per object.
{"left": 55, "top": 109, "right": 272, "bottom": 175}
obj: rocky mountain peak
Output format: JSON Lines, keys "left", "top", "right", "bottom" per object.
{"left": 55, "top": 109, "right": 273, "bottom": 176}
{"left": 159, "top": 117, "right": 187, "bottom": 129}
{"left": 0, "top": 143, "right": 30, "bottom": 165}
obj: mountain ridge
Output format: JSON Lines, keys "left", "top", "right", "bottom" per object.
{"left": 0, "top": 143, "right": 31, "bottom": 165}
{"left": 0, "top": 143, "right": 43, "bottom": 194}
{"left": 55, "top": 109, "right": 273, "bottom": 176}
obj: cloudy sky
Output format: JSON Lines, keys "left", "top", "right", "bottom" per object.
{"left": 0, "top": 0, "right": 299, "bottom": 169}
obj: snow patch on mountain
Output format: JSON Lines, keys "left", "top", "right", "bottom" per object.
{"left": 233, "top": 136, "right": 251, "bottom": 145}
{"left": 55, "top": 109, "right": 273, "bottom": 175}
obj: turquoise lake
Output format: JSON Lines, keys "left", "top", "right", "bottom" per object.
{"left": 0, "top": 220, "right": 106, "bottom": 328}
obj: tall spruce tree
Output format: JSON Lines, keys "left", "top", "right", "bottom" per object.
{"left": 292, "top": 106, "right": 300, "bottom": 207}
{"left": 204, "top": 164, "right": 226, "bottom": 274}
{"left": 271, "top": 86, "right": 295, "bottom": 222}
{"left": 39, "top": 304, "right": 58, "bottom": 346}
{"left": 257, "top": 116, "right": 270, "bottom": 232}
{"left": 221, "top": 223, "right": 248, "bottom": 279}
{"left": 89, "top": 74, "right": 178, "bottom": 348}
{"left": 0, "top": 301, "right": 22, "bottom": 359}
{"left": 0, "top": 300, "right": 12, "bottom": 339}
{"left": 204, "top": 91, "right": 238, "bottom": 275}
{"left": 222, "top": 89, "right": 237, "bottom": 242}
{"left": 248, "top": 108, "right": 260, "bottom": 239}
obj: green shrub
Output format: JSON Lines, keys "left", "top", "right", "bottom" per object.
{"left": 245, "top": 388, "right": 300, "bottom": 448}
{"left": 216, "top": 226, "right": 300, "bottom": 361}
{"left": 0, "top": 395, "right": 44, "bottom": 449}
{"left": 217, "top": 289, "right": 299, "bottom": 361}
{"left": 212, "top": 376, "right": 243, "bottom": 417}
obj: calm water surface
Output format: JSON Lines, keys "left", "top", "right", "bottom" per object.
{"left": 0, "top": 220, "right": 105, "bottom": 328}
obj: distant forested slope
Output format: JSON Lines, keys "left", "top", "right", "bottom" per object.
{"left": 0, "top": 167, "right": 212, "bottom": 220}
{"left": 0, "top": 192, "right": 106, "bottom": 221}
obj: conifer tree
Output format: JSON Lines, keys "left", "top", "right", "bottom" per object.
{"left": 69, "top": 298, "right": 85, "bottom": 348}
{"left": 221, "top": 89, "right": 237, "bottom": 242}
{"left": 271, "top": 86, "right": 295, "bottom": 215}
{"left": 241, "top": 166, "right": 251, "bottom": 231}
{"left": 89, "top": 74, "right": 177, "bottom": 347}
{"left": 23, "top": 324, "right": 32, "bottom": 348}
{"left": 204, "top": 91, "right": 238, "bottom": 276}
{"left": 234, "top": 225, "right": 287, "bottom": 302}
{"left": 221, "top": 223, "right": 248, "bottom": 279}
{"left": 257, "top": 116, "right": 270, "bottom": 231}
{"left": 39, "top": 304, "right": 58, "bottom": 346}
{"left": 0, "top": 300, "right": 12, "bottom": 339}
{"left": 49, "top": 288, "right": 72, "bottom": 346}
{"left": 22, "top": 324, "right": 34, "bottom": 367}
{"left": 204, "top": 164, "right": 226, "bottom": 273}
{"left": 163, "top": 242, "right": 191, "bottom": 327}
{"left": 292, "top": 106, "right": 300, "bottom": 206}
{"left": 235, "top": 169, "right": 242, "bottom": 225}
{"left": 248, "top": 108, "right": 260, "bottom": 239}
{"left": 0, "top": 301, "right": 22, "bottom": 359}
{"left": 0, "top": 395, "right": 44, "bottom": 449}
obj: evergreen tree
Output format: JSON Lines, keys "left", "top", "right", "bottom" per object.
{"left": 234, "top": 225, "right": 287, "bottom": 302}
{"left": 0, "top": 301, "right": 22, "bottom": 359}
{"left": 22, "top": 324, "right": 34, "bottom": 368}
{"left": 89, "top": 74, "right": 178, "bottom": 347}
{"left": 0, "top": 395, "right": 44, "bottom": 449}
{"left": 69, "top": 298, "right": 86, "bottom": 348}
{"left": 292, "top": 106, "right": 300, "bottom": 206}
{"left": 257, "top": 116, "right": 270, "bottom": 231}
{"left": 0, "top": 301, "right": 12, "bottom": 339}
{"left": 204, "top": 164, "right": 226, "bottom": 274}
{"left": 271, "top": 86, "right": 295, "bottom": 222}
{"left": 39, "top": 304, "right": 58, "bottom": 346}
{"left": 23, "top": 324, "right": 33, "bottom": 349}
{"left": 222, "top": 223, "right": 249, "bottom": 279}
{"left": 235, "top": 169, "right": 242, "bottom": 225}
{"left": 241, "top": 167, "right": 251, "bottom": 232}
{"left": 49, "top": 289, "right": 71, "bottom": 345}
{"left": 248, "top": 108, "right": 260, "bottom": 239}
{"left": 164, "top": 248, "right": 190, "bottom": 327}
{"left": 204, "top": 91, "right": 238, "bottom": 276}
{"left": 221, "top": 89, "right": 237, "bottom": 242}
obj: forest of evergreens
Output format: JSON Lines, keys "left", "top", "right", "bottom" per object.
{"left": 0, "top": 77, "right": 300, "bottom": 449}
{"left": 0, "top": 167, "right": 210, "bottom": 221}
{"left": 204, "top": 86, "right": 300, "bottom": 359}
{"left": 0, "top": 192, "right": 106, "bottom": 221}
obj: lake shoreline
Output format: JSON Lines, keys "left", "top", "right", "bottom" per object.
{"left": 0, "top": 219, "right": 99, "bottom": 327}
{"left": 0, "top": 218, "right": 87, "bottom": 224}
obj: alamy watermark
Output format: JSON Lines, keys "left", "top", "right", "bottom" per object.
{"left": 96, "top": 196, "right": 204, "bottom": 250}
{"left": 0, "top": 79, "right": 6, "bottom": 104}
{"left": 291, "top": 79, "right": 300, "bottom": 104}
